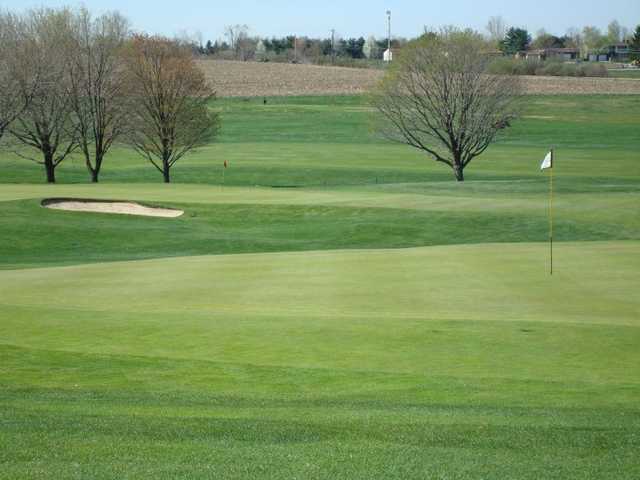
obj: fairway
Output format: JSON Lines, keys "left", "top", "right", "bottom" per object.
{"left": 1, "top": 95, "right": 640, "bottom": 479}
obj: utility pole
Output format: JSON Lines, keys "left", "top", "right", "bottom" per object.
{"left": 387, "top": 10, "right": 391, "bottom": 53}
{"left": 549, "top": 147, "right": 554, "bottom": 276}
{"left": 385, "top": 10, "right": 392, "bottom": 62}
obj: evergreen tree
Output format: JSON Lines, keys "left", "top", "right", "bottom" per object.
{"left": 531, "top": 33, "right": 565, "bottom": 49}
{"left": 344, "top": 37, "right": 365, "bottom": 58}
{"left": 500, "top": 27, "right": 531, "bottom": 55}
{"left": 320, "top": 38, "right": 332, "bottom": 56}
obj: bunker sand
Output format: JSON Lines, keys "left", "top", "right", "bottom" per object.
{"left": 42, "top": 198, "right": 184, "bottom": 218}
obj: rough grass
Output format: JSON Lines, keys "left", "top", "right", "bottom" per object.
{"left": 0, "top": 189, "right": 638, "bottom": 270}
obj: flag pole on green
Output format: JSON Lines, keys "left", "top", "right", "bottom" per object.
{"left": 540, "top": 149, "right": 554, "bottom": 275}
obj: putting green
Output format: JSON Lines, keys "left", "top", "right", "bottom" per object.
{"left": 2, "top": 242, "right": 638, "bottom": 328}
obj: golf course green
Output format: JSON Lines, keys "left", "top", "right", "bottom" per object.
{"left": 1, "top": 95, "right": 639, "bottom": 479}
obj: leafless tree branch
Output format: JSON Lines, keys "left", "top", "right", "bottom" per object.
{"left": 122, "top": 35, "right": 220, "bottom": 183}
{"left": 7, "top": 8, "right": 79, "bottom": 183}
{"left": 67, "top": 7, "right": 130, "bottom": 182}
{"left": 372, "top": 28, "right": 522, "bottom": 181}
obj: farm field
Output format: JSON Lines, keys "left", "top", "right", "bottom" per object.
{"left": 197, "top": 59, "right": 640, "bottom": 97}
{"left": 1, "top": 94, "right": 640, "bottom": 479}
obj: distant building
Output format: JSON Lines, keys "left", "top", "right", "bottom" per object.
{"left": 608, "top": 43, "right": 631, "bottom": 62}
{"left": 383, "top": 48, "right": 394, "bottom": 62}
{"left": 588, "top": 52, "right": 610, "bottom": 62}
{"left": 587, "top": 43, "right": 632, "bottom": 63}
{"left": 523, "top": 48, "right": 580, "bottom": 61}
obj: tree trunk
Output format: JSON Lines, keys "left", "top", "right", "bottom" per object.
{"left": 162, "top": 155, "right": 171, "bottom": 183}
{"left": 453, "top": 163, "right": 464, "bottom": 182}
{"left": 87, "top": 154, "right": 103, "bottom": 183}
{"left": 44, "top": 154, "right": 56, "bottom": 184}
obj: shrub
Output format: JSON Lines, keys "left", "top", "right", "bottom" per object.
{"left": 535, "top": 61, "right": 563, "bottom": 76}
{"left": 488, "top": 57, "right": 609, "bottom": 77}
{"left": 579, "top": 62, "right": 608, "bottom": 77}
{"left": 487, "top": 57, "right": 540, "bottom": 75}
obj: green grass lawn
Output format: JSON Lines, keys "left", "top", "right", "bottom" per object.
{"left": 1, "top": 95, "right": 639, "bottom": 479}
{"left": 608, "top": 69, "right": 640, "bottom": 78}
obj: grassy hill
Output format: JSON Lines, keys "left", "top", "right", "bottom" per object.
{"left": 1, "top": 94, "right": 639, "bottom": 479}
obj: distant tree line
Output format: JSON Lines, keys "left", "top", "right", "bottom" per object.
{"left": 187, "top": 19, "right": 640, "bottom": 65}
{"left": 189, "top": 24, "right": 407, "bottom": 65}
{"left": 490, "top": 17, "right": 640, "bottom": 60}
{"left": 0, "top": 7, "right": 220, "bottom": 184}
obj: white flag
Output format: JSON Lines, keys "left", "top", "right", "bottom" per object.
{"left": 540, "top": 151, "right": 552, "bottom": 170}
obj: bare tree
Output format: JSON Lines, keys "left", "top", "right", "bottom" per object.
{"left": 565, "top": 27, "right": 583, "bottom": 51}
{"left": 123, "top": 35, "right": 220, "bottom": 183}
{"left": 175, "top": 29, "right": 205, "bottom": 54}
{"left": 0, "top": 11, "right": 40, "bottom": 141}
{"left": 9, "top": 8, "right": 78, "bottom": 183}
{"left": 68, "top": 7, "right": 129, "bottom": 182}
{"left": 607, "top": 20, "right": 622, "bottom": 44}
{"left": 224, "top": 24, "right": 249, "bottom": 60}
{"left": 582, "top": 26, "right": 607, "bottom": 57}
{"left": 372, "top": 29, "right": 522, "bottom": 182}
{"left": 486, "top": 16, "right": 507, "bottom": 46}
{"left": 621, "top": 26, "right": 630, "bottom": 42}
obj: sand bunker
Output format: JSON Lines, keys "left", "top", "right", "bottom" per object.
{"left": 42, "top": 198, "right": 184, "bottom": 218}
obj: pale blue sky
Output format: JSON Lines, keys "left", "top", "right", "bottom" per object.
{"left": 1, "top": 0, "right": 638, "bottom": 41}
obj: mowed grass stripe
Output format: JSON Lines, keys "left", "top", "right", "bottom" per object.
{"left": 3, "top": 341, "right": 640, "bottom": 407}
{"left": 2, "top": 387, "right": 638, "bottom": 480}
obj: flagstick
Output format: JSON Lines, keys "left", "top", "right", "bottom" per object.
{"left": 550, "top": 148, "right": 554, "bottom": 276}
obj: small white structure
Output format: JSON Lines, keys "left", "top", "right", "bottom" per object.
{"left": 383, "top": 48, "right": 393, "bottom": 62}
